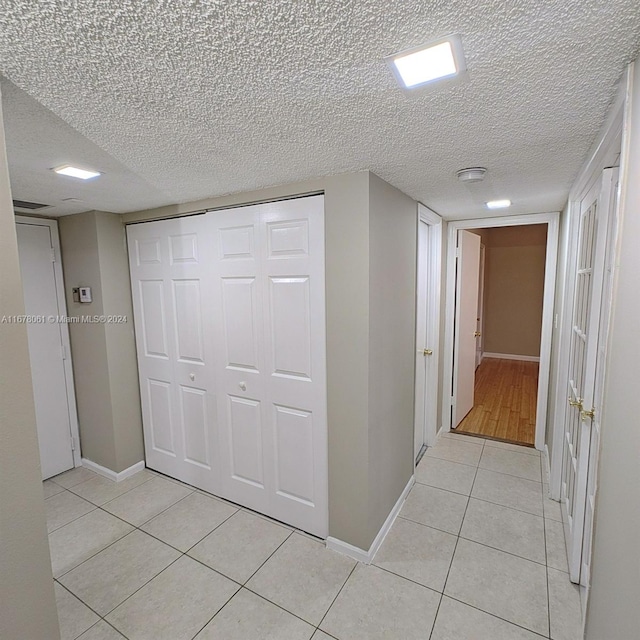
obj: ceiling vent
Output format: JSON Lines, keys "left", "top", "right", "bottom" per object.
{"left": 13, "top": 199, "right": 50, "bottom": 210}
{"left": 456, "top": 167, "right": 487, "bottom": 183}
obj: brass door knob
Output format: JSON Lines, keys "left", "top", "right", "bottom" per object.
{"left": 423, "top": 349, "right": 433, "bottom": 356}
{"left": 581, "top": 407, "right": 596, "bottom": 420}
{"left": 568, "top": 397, "right": 583, "bottom": 408}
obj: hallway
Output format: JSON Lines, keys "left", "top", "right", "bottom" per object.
{"left": 454, "top": 358, "right": 539, "bottom": 445}
{"left": 44, "top": 434, "right": 580, "bottom": 640}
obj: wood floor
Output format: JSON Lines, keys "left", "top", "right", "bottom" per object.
{"left": 453, "top": 358, "right": 538, "bottom": 446}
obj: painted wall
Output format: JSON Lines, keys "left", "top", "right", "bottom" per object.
{"left": 122, "top": 171, "right": 417, "bottom": 551}
{"left": 483, "top": 225, "right": 547, "bottom": 357}
{"left": 368, "top": 172, "right": 416, "bottom": 540}
{"left": 0, "top": 87, "right": 60, "bottom": 640}
{"left": 59, "top": 211, "right": 144, "bottom": 473}
{"left": 585, "top": 59, "right": 640, "bottom": 640}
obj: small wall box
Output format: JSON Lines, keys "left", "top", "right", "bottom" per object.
{"left": 78, "top": 287, "right": 92, "bottom": 303}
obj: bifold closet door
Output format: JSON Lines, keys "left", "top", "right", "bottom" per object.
{"left": 128, "top": 195, "right": 327, "bottom": 538}
{"left": 127, "top": 215, "right": 218, "bottom": 492}
{"left": 211, "top": 196, "right": 327, "bottom": 537}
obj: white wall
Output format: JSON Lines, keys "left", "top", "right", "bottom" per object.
{"left": 0, "top": 85, "right": 60, "bottom": 640}
{"left": 585, "top": 59, "right": 640, "bottom": 639}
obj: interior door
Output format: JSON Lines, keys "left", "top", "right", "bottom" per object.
{"left": 453, "top": 230, "right": 481, "bottom": 427}
{"left": 211, "top": 196, "right": 327, "bottom": 537}
{"left": 16, "top": 222, "right": 74, "bottom": 479}
{"left": 127, "top": 215, "right": 218, "bottom": 492}
{"left": 561, "top": 168, "right": 616, "bottom": 582}
{"left": 414, "top": 220, "right": 429, "bottom": 459}
{"left": 579, "top": 168, "right": 619, "bottom": 589}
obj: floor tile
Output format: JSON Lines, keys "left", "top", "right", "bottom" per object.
{"left": 52, "top": 467, "right": 98, "bottom": 489}
{"left": 247, "top": 533, "right": 355, "bottom": 625}
{"left": 415, "top": 456, "right": 477, "bottom": 496}
{"left": 189, "top": 510, "right": 291, "bottom": 584}
{"left": 431, "top": 596, "right": 544, "bottom": 640}
{"left": 195, "top": 588, "right": 314, "bottom": 640}
{"left": 101, "top": 476, "right": 192, "bottom": 526}
{"left": 49, "top": 509, "right": 134, "bottom": 578}
{"left": 425, "top": 438, "right": 484, "bottom": 466}
{"left": 77, "top": 621, "right": 127, "bottom": 640}
{"left": 311, "top": 632, "right": 335, "bottom": 640}
{"left": 479, "top": 447, "right": 542, "bottom": 482}
{"left": 460, "top": 498, "right": 546, "bottom": 564}
{"left": 54, "top": 582, "right": 100, "bottom": 640}
{"left": 483, "top": 440, "right": 541, "bottom": 456}
{"left": 545, "top": 518, "right": 569, "bottom": 572}
{"left": 548, "top": 567, "right": 583, "bottom": 640}
{"left": 320, "top": 564, "right": 440, "bottom": 640}
{"left": 374, "top": 517, "right": 457, "bottom": 592}
{"left": 401, "top": 483, "right": 468, "bottom": 535}
{"left": 45, "top": 491, "right": 96, "bottom": 533}
{"left": 44, "top": 479, "right": 66, "bottom": 498}
{"left": 544, "top": 496, "right": 563, "bottom": 522}
{"left": 142, "top": 492, "right": 237, "bottom": 552}
{"left": 471, "top": 469, "right": 543, "bottom": 516}
{"left": 106, "top": 556, "right": 239, "bottom": 640}
{"left": 69, "top": 471, "right": 155, "bottom": 506}
{"left": 445, "top": 538, "right": 549, "bottom": 636}
{"left": 59, "top": 530, "right": 180, "bottom": 615}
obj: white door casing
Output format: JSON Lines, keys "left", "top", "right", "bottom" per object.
{"left": 414, "top": 205, "right": 443, "bottom": 457}
{"left": 561, "top": 169, "right": 616, "bottom": 582}
{"left": 476, "top": 244, "right": 486, "bottom": 368}
{"left": 453, "top": 230, "right": 481, "bottom": 427}
{"left": 127, "top": 195, "right": 327, "bottom": 537}
{"left": 16, "top": 218, "right": 80, "bottom": 479}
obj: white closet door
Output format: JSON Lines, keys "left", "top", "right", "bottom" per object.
{"left": 211, "top": 196, "right": 327, "bottom": 537}
{"left": 127, "top": 216, "right": 218, "bottom": 492}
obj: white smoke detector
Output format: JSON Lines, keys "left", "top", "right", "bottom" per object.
{"left": 456, "top": 167, "right": 487, "bottom": 183}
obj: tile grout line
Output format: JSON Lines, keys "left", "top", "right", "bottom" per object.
{"left": 315, "top": 562, "right": 358, "bottom": 634}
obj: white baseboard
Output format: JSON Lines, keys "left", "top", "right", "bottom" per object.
{"left": 81, "top": 458, "right": 145, "bottom": 483}
{"left": 327, "top": 475, "right": 415, "bottom": 564}
{"left": 483, "top": 352, "right": 540, "bottom": 363}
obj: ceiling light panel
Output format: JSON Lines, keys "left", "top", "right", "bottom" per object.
{"left": 54, "top": 164, "right": 101, "bottom": 180}
{"left": 486, "top": 199, "right": 512, "bottom": 209}
{"left": 387, "top": 35, "right": 466, "bottom": 90}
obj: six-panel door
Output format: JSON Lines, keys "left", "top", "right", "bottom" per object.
{"left": 127, "top": 196, "right": 327, "bottom": 538}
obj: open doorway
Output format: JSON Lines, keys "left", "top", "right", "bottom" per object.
{"left": 442, "top": 213, "right": 559, "bottom": 451}
{"left": 453, "top": 224, "right": 547, "bottom": 446}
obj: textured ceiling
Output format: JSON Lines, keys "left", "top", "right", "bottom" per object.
{"left": 1, "top": 0, "right": 639, "bottom": 219}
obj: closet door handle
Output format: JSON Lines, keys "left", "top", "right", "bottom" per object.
{"left": 239, "top": 382, "right": 247, "bottom": 391}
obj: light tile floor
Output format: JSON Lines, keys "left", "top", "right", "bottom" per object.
{"left": 44, "top": 435, "right": 582, "bottom": 640}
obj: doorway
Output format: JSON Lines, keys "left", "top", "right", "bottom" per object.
{"left": 15, "top": 216, "right": 81, "bottom": 478}
{"left": 443, "top": 213, "right": 559, "bottom": 451}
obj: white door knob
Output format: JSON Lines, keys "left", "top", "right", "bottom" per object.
{"left": 189, "top": 373, "right": 195, "bottom": 381}
{"left": 239, "top": 381, "right": 247, "bottom": 391}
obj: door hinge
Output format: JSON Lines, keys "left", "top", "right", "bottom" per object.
{"left": 70, "top": 436, "right": 76, "bottom": 451}
{"left": 61, "top": 343, "right": 68, "bottom": 360}
{"left": 50, "top": 247, "right": 56, "bottom": 262}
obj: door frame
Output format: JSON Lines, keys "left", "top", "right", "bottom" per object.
{"left": 15, "top": 215, "right": 82, "bottom": 469}
{"left": 442, "top": 212, "right": 560, "bottom": 451}
{"left": 549, "top": 81, "right": 625, "bottom": 500}
{"left": 414, "top": 204, "right": 443, "bottom": 457}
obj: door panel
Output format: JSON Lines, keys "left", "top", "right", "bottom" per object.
{"left": 561, "top": 169, "right": 616, "bottom": 582}
{"left": 129, "top": 196, "right": 327, "bottom": 537}
{"left": 16, "top": 222, "right": 75, "bottom": 479}
{"left": 453, "top": 230, "right": 481, "bottom": 427}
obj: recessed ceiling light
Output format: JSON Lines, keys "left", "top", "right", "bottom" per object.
{"left": 54, "top": 165, "right": 101, "bottom": 180}
{"left": 387, "top": 35, "right": 466, "bottom": 90}
{"left": 486, "top": 199, "right": 512, "bottom": 210}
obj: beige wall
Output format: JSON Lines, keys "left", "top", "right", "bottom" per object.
{"left": 0, "top": 87, "right": 60, "bottom": 640}
{"left": 367, "top": 173, "right": 416, "bottom": 538}
{"left": 59, "top": 211, "right": 143, "bottom": 473}
{"left": 585, "top": 59, "right": 640, "bottom": 639}
{"left": 483, "top": 224, "right": 547, "bottom": 357}
{"left": 123, "top": 170, "right": 417, "bottom": 550}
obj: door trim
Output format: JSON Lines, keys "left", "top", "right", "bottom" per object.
{"left": 15, "top": 215, "right": 81, "bottom": 469}
{"left": 415, "top": 204, "right": 442, "bottom": 455}
{"left": 442, "top": 212, "right": 559, "bottom": 451}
